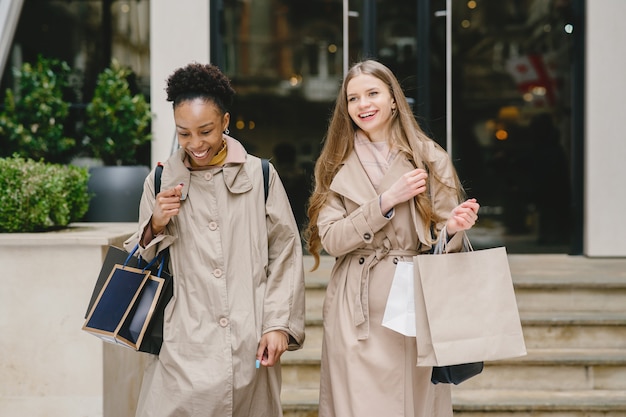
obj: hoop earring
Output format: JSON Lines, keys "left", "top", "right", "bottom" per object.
{"left": 224, "top": 128, "right": 230, "bottom": 135}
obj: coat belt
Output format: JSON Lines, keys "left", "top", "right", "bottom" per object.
{"left": 351, "top": 245, "right": 419, "bottom": 340}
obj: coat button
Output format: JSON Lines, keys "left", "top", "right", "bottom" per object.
{"left": 213, "top": 268, "right": 223, "bottom": 278}
{"left": 208, "top": 221, "right": 218, "bottom": 231}
{"left": 204, "top": 172, "right": 213, "bottom": 181}
{"left": 393, "top": 257, "right": 398, "bottom": 264}
{"left": 358, "top": 257, "right": 365, "bottom": 264}
{"left": 363, "top": 233, "right": 371, "bottom": 240}
{"left": 219, "top": 317, "right": 229, "bottom": 327}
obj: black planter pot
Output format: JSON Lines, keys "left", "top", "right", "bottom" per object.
{"left": 84, "top": 165, "right": 150, "bottom": 222}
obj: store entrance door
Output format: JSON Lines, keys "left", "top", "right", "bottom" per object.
{"left": 212, "top": 0, "right": 577, "bottom": 254}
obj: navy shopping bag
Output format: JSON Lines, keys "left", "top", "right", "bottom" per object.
{"left": 83, "top": 244, "right": 172, "bottom": 354}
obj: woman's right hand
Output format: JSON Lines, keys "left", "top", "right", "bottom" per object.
{"left": 380, "top": 168, "right": 428, "bottom": 214}
{"left": 151, "top": 183, "right": 184, "bottom": 234}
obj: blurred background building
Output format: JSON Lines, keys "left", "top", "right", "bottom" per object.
{"left": 1, "top": 0, "right": 624, "bottom": 257}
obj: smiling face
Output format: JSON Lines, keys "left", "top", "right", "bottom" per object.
{"left": 346, "top": 73, "right": 396, "bottom": 142}
{"left": 174, "top": 98, "right": 230, "bottom": 168}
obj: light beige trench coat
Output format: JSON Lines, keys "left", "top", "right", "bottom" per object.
{"left": 317, "top": 142, "right": 464, "bottom": 417}
{"left": 124, "top": 139, "right": 305, "bottom": 417}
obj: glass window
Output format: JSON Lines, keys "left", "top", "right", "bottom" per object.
{"left": 215, "top": 0, "right": 575, "bottom": 253}
{"left": 1, "top": 0, "right": 151, "bottom": 165}
{"left": 443, "top": 0, "right": 575, "bottom": 252}
{"left": 218, "top": 0, "right": 345, "bottom": 233}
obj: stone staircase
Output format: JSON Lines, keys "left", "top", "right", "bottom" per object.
{"left": 280, "top": 254, "right": 626, "bottom": 417}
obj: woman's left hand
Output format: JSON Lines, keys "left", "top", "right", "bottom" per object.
{"left": 256, "top": 330, "right": 289, "bottom": 367}
{"left": 446, "top": 198, "right": 480, "bottom": 236}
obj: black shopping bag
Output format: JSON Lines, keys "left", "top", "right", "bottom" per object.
{"left": 83, "top": 244, "right": 173, "bottom": 354}
{"left": 431, "top": 362, "right": 484, "bottom": 385}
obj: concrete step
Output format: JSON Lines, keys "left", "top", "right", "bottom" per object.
{"left": 282, "top": 347, "right": 626, "bottom": 392}
{"left": 304, "top": 255, "right": 626, "bottom": 314}
{"left": 304, "top": 271, "right": 626, "bottom": 315}
{"left": 281, "top": 388, "right": 626, "bottom": 417}
{"left": 304, "top": 255, "right": 626, "bottom": 285}
{"left": 299, "top": 309, "right": 626, "bottom": 351}
{"left": 451, "top": 389, "right": 626, "bottom": 416}
{"left": 521, "top": 312, "right": 626, "bottom": 349}
{"left": 513, "top": 279, "right": 626, "bottom": 313}
{"left": 458, "top": 348, "right": 626, "bottom": 391}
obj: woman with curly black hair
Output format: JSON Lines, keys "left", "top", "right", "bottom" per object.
{"left": 124, "top": 62, "right": 305, "bottom": 417}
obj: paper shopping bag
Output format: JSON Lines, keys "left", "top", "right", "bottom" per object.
{"left": 414, "top": 246, "right": 526, "bottom": 367}
{"left": 83, "top": 245, "right": 173, "bottom": 354}
{"left": 382, "top": 261, "right": 416, "bottom": 336}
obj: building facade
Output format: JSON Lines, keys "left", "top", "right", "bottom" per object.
{"left": 126, "top": 0, "right": 626, "bottom": 258}
{"left": 1, "top": 0, "right": 624, "bottom": 257}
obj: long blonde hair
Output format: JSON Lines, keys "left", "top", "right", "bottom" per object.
{"left": 304, "top": 59, "right": 463, "bottom": 270}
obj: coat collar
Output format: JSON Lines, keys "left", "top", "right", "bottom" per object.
{"left": 161, "top": 138, "right": 252, "bottom": 200}
{"left": 330, "top": 150, "right": 376, "bottom": 204}
{"left": 330, "top": 149, "right": 429, "bottom": 245}
{"left": 330, "top": 150, "right": 416, "bottom": 205}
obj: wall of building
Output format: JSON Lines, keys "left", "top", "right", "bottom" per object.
{"left": 585, "top": 0, "right": 626, "bottom": 256}
{"left": 150, "top": 0, "right": 211, "bottom": 165}
{"left": 149, "top": 0, "right": 626, "bottom": 258}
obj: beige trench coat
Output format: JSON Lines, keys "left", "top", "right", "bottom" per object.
{"left": 124, "top": 140, "right": 305, "bottom": 417}
{"left": 317, "top": 142, "right": 463, "bottom": 417}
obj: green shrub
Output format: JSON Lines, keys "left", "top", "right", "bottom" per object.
{"left": 0, "top": 155, "right": 91, "bottom": 232}
{"left": 0, "top": 55, "right": 76, "bottom": 164}
{"left": 84, "top": 59, "right": 152, "bottom": 166}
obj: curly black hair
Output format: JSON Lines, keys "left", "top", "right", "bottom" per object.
{"left": 165, "top": 62, "right": 236, "bottom": 114}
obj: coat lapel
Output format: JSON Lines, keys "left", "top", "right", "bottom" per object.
{"left": 330, "top": 151, "right": 377, "bottom": 205}
{"left": 381, "top": 154, "right": 430, "bottom": 245}
{"left": 329, "top": 150, "right": 430, "bottom": 245}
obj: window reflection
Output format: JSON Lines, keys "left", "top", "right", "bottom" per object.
{"left": 219, "top": 0, "right": 345, "bottom": 235}
{"left": 447, "top": 0, "right": 574, "bottom": 252}
{"left": 0, "top": 0, "right": 152, "bottom": 166}
{"left": 217, "top": 0, "right": 574, "bottom": 252}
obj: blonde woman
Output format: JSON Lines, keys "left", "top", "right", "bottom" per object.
{"left": 305, "top": 60, "right": 479, "bottom": 417}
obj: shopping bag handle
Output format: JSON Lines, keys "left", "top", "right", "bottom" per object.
{"left": 140, "top": 248, "right": 169, "bottom": 276}
{"left": 124, "top": 244, "right": 141, "bottom": 266}
{"left": 124, "top": 243, "right": 169, "bottom": 277}
{"left": 155, "top": 248, "right": 170, "bottom": 277}
{"left": 123, "top": 243, "right": 153, "bottom": 268}
{"left": 434, "top": 227, "right": 474, "bottom": 254}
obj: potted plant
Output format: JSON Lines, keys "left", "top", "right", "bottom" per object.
{"left": 82, "top": 59, "right": 152, "bottom": 222}
{"left": 0, "top": 55, "right": 77, "bottom": 164}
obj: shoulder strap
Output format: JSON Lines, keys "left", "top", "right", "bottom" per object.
{"left": 153, "top": 162, "right": 169, "bottom": 267}
{"left": 261, "top": 158, "right": 269, "bottom": 203}
{"left": 155, "top": 163, "right": 163, "bottom": 196}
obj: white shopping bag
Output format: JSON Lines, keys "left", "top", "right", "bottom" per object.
{"left": 382, "top": 261, "right": 416, "bottom": 336}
